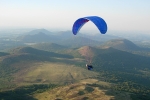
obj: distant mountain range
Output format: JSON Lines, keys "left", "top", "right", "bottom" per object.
{"left": 16, "top": 29, "right": 119, "bottom": 45}
{"left": 16, "top": 29, "right": 150, "bottom": 51}
{"left": 17, "top": 32, "right": 59, "bottom": 43}
{"left": 23, "top": 28, "right": 53, "bottom": 35}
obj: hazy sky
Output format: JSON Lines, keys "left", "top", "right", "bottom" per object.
{"left": 0, "top": 0, "right": 150, "bottom": 33}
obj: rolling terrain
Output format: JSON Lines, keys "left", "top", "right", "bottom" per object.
{"left": 0, "top": 31, "right": 150, "bottom": 99}
{"left": 0, "top": 46, "right": 97, "bottom": 88}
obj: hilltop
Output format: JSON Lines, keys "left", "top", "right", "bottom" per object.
{"left": 24, "top": 28, "right": 53, "bottom": 35}
{"left": 17, "top": 32, "right": 59, "bottom": 43}
{"left": 102, "top": 39, "right": 141, "bottom": 51}
{"left": 101, "top": 38, "right": 150, "bottom": 56}
{"left": 31, "top": 43, "right": 67, "bottom": 52}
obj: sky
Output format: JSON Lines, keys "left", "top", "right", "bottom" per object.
{"left": 0, "top": 0, "right": 150, "bottom": 33}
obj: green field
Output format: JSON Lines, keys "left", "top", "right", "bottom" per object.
{"left": 13, "top": 62, "right": 99, "bottom": 85}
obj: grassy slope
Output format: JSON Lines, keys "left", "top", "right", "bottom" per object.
{"left": 33, "top": 79, "right": 131, "bottom": 100}
{"left": 12, "top": 62, "right": 99, "bottom": 86}
{"left": 0, "top": 45, "right": 97, "bottom": 86}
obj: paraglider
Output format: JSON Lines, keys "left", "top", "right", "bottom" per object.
{"left": 72, "top": 16, "right": 107, "bottom": 70}
{"left": 86, "top": 64, "right": 93, "bottom": 70}
{"left": 72, "top": 16, "right": 107, "bottom": 35}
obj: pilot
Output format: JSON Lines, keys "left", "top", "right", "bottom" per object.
{"left": 86, "top": 64, "right": 93, "bottom": 70}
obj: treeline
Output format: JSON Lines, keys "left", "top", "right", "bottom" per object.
{"left": 89, "top": 49, "right": 150, "bottom": 100}
{"left": 91, "top": 49, "right": 150, "bottom": 85}
{"left": 112, "top": 82, "right": 150, "bottom": 100}
{"left": 87, "top": 83, "right": 150, "bottom": 100}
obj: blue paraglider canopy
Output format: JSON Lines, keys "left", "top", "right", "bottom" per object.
{"left": 72, "top": 16, "right": 107, "bottom": 35}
